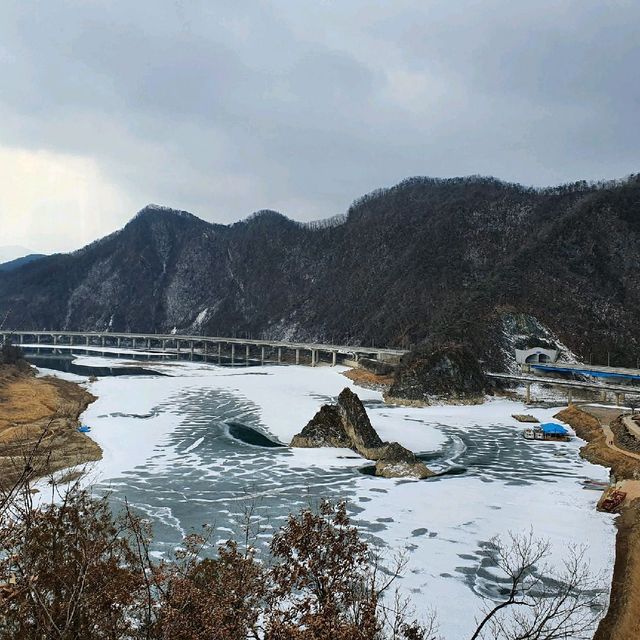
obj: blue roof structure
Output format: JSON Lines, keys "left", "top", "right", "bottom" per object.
{"left": 539, "top": 422, "right": 568, "bottom": 435}
{"left": 532, "top": 364, "right": 640, "bottom": 381}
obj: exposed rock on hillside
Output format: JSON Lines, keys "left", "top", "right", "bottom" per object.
{"left": 387, "top": 343, "right": 487, "bottom": 406}
{"left": 291, "top": 388, "right": 433, "bottom": 479}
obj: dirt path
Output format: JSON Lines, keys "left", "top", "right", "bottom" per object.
{"left": 0, "top": 363, "right": 101, "bottom": 488}
{"left": 601, "top": 422, "right": 640, "bottom": 462}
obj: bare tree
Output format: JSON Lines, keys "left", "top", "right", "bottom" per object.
{"left": 470, "top": 530, "right": 605, "bottom": 640}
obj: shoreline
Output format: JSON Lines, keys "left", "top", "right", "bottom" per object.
{"left": 556, "top": 404, "right": 640, "bottom": 640}
{"left": 0, "top": 362, "right": 102, "bottom": 489}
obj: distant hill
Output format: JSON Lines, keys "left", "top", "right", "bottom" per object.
{"left": 0, "top": 245, "right": 37, "bottom": 263}
{"left": 0, "top": 176, "right": 639, "bottom": 369}
{"left": 0, "top": 254, "right": 46, "bottom": 273}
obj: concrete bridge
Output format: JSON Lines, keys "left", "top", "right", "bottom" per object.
{"left": 0, "top": 330, "right": 408, "bottom": 367}
{"left": 487, "top": 371, "right": 640, "bottom": 405}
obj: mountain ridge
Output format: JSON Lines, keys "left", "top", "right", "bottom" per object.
{"left": 1, "top": 173, "right": 639, "bottom": 369}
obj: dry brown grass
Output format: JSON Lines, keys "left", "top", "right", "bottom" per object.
{"left": 341, "top": 367, "right": 394, "bottom": 391}
{"left": 555, "top": 405, "right": 640, "bottom": 479}
{"left": 0, "top": 364, "right": 101, "bottom": 487}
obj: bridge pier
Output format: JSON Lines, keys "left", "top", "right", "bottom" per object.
{"left": 295, "top": 348, "right": 300, "bottom": 365}
{"left": 147, "top": 338, "right": 151, "bottom": 349}
{"left": 245, "top": 344, "right": 250, "bottom": 364}
{"left": 567, "top": 389, "right": 573, "bottom": 406}
{"left": 525, "top": 383, "right": 532, "bottom": 404}
{"left": 231, "top": 344, "right": 235, "bottom": 364}
{"left": 278, "top": 347, "right": 282, "bottom": 363}
{"left": 101, "top": 336, "right": 105, "bottom": 348}
{"left": 311, "top": 349, "right": 317, "bottom": 367}
{"left": 332, "top": 351, "right": 337, "bottom": 367}
{"left": 217, "top": 342, "right": 221, "bottom": 363}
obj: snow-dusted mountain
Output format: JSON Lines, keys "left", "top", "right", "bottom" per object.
{"left": 1, "top": 174, "right": 639, "bottom": 369}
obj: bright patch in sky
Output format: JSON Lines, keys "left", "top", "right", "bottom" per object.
{"left": 0, "top": 146, "right": 135, "bottom": 253}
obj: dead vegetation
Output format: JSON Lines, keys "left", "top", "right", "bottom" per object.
{"left": 342, "top": 368, "right": 394, "bottom": 392}
{"left": 555, "top": 404, "right": 640, "bottom": 640}
{"left": 554, "top": 405, "right": 640, "bottom": 479}
{"left": 0, "top": 364, "right": 101, "bottom": 487}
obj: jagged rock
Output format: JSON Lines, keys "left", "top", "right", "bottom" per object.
{"left": 291, "top": 388, "right": 434, "bottom": 479}
{"left": 375, "top": 441, "right": 434, "bottom": 479}
{"left": 387, "top": 343, "right": 487, "bottom": 406}
{"left": 290, "top": 405, "right": 350, "bottom": 448}
{"left": 335, "top": 388, "right": 384, "bottom": 457}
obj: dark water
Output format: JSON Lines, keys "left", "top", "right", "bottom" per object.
{"left": 23, "top": 347, "right": 264, "bottom": 377}
{"left": 227, "top": 421, "right": 285, "bottom": 447}
{"left": 26, "top": 353, "right": 162, "bottom": 377}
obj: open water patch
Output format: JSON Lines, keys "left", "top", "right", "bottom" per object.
{"left": 26, "top": 353, "right": 163, "bottom": 377}
{"left": 226, "top": 421, "right": 285, "bottom": 448}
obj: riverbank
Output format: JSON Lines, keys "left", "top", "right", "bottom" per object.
{"left": 555, "top": 404, "right": 640, "bottom": 640}
{"left": 0, "top": 362, "right": 101, "bottom": 488}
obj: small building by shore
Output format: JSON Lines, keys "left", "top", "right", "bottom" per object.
{"left": 523, "top": 422, "right": 571, "bottom": 442}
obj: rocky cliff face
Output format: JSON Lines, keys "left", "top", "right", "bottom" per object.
{"left": 1, "top": 175, "right": 640, "bottom": 368}
{"left": 291, "top": 388, "right": 433, "bottom": 479}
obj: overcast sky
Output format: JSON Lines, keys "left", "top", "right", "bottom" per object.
{"left": 1, "top": 0, "right": 639, "bottom": 254}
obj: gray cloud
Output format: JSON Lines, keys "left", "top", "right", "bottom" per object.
{"left": 1, "top": 0, "right": 639, "bottom": 251}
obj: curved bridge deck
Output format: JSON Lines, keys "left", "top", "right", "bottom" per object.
{"left": 0, "top": 330, "right": 408, "bottom": 367}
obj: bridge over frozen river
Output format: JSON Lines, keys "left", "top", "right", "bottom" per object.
{"left": 487, "top": 371, "right": 640, "bottom": 405}
{"left": 0, "top": 330, "right": 408, "bottom": 367}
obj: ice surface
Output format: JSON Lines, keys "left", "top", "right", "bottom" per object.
{"left": 38, "top": 357, "right": 615, "bottom": 639}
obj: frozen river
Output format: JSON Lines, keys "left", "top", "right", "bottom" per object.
{"left": 36, "top": 353, "right": 615, "bottom": 639}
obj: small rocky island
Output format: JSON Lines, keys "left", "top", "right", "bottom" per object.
{"left": 290, "top": 388, "right": 433, "bottom": 479}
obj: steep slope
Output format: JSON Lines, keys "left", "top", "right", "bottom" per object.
{"left": 1, "top": 175, "right": 639, "bottom": 368}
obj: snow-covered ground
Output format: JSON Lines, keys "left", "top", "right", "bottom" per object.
{"left": 38, "top": 357, "right": 616, "bottom": 639}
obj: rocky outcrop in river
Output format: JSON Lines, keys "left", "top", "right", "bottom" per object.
{"left": 290, "top": 388, "right": 433, "bottom": 479}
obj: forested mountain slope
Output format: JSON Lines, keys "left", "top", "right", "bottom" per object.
{"left": 1, "top": 176, "right": 639, "bottom": 368}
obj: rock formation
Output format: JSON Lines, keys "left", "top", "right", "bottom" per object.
{"left": 291, "top": 388, "right": 433, "bottom": 479}
{"left": 387, "top": 343, "right": 487, "bottom": 406}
